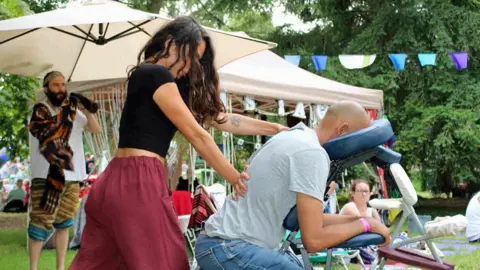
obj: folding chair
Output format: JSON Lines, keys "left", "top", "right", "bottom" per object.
{"left": 370, "top": 164, "right": 455, "bottom": 270}
{"left": 279, "top": 119, "right": 400, "bottom": 269}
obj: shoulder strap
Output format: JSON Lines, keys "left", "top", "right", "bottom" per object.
{"left": 367, "top": 207, "right": 373, "bottom": 217}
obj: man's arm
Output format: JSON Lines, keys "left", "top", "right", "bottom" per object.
{"left": 289, "top": 149, "right": 364, "bottom": 251}
{"left": 81, "top": 109, "right": 101, "bottom": 134}
{"left": 297, "top": 193, "right": 365, "bottom": 252}
{"left": 291, "top": 149, "right": 390, "bottom": 252}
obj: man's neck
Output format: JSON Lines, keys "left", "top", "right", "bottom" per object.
{"left": 314, "top": 122, "right": 334, "bottom": 145}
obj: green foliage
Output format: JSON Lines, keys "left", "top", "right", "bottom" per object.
{"left": 0, "top": 0, "right": 31, "bottom": 18}
{"left": 22, "top": 0, "right": 67, "bottom": 13}
{"left": 0, "top": 75, "right": 39, "bottom": 158}
{"left": 269, "top": 0, "right": 480, "bottom": 193}
{"left": 0, "top": 0, "right": 38, "bottom": 159}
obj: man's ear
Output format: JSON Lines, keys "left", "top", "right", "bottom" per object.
{"left": 338, "top": 122, "right": 349, "bottom": 136}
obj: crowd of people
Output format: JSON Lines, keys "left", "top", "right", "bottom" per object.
{"left": 0, "top": 157, "right": 30, "bottom": 212}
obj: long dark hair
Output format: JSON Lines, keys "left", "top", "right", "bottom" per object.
{"left": 130, "top": 16, "right": 225, "bottom": 125}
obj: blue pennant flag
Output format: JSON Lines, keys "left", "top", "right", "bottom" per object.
{"left": 388, "top": 54, "right": 407, "bottom": 70}
{"left": 418, "top": 53, "right": 436, "bottom": 66}
{"left": 284, "top": 55, "right": 301, "bottom": 66}
{"left": 312, "top": 55, "right": 328, "bottom": 71}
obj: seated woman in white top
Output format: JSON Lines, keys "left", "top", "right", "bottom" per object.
{"left": 340, "top": 179, "right": 381, "bottom": 220}
{"left": 466, "top": 192, "right": 480, "bottom": 243}
{"left": 340, "top": 179, "right": 381, "bottom": 264}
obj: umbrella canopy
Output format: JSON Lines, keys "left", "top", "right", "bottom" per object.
{"left": 0, "top": 0, "right": 275, "bottom": 81}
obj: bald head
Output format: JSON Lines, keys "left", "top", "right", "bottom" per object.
{"left": 316, "top": 101, "right": 371, "bottom": 144}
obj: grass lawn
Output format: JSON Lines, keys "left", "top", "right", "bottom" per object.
{"left": 0, "top": 213, "right": 77, "bottom": 270}
{"left": 1, "top": 213, "right": 479, "bottom": 270}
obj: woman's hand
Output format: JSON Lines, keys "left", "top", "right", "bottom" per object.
{"left": 274, "top": 123, "right": 289, "bottom": 133}
{"left": 232, "top": 165, "right": 249, "bottom": 201}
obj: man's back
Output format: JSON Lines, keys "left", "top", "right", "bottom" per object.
{"left": 205, "top": 123, "right": 330, "bottom": 249}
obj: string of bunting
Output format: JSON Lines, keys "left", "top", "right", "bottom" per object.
{"left": 284, "top": 52, "right": 468, "bottom": 71}
{"left": 231, "top": 96, "right": 297, "bottom": 116}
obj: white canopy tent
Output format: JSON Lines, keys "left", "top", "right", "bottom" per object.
{"left": 220, "top": 50, "right": 383, "bottom": 110}
{"left": 35, "top": 50, "right": 383, "bottom": 110}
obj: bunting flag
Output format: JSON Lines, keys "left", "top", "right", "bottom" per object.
{"left": 278, "top": 100, "right": 285, "bottom": 116}
{"left": 312, "top": 55, "right": 328, "bottom": 71}
{"left": 339, "top": 55, "right": 376, "bottom": 69}
{"left": 449, "top": 52, "right": 468, "bottom": 70}
{"left": 313, "top": 104, "right": 328, "bottom": 120}
{"left": 282, "top": 52, "right": 469, "bottom": 71}
{"left": 244, "top": 96, "right": 256, "bottom": 111}
{"left": 388, "top": 54, "right": 407, "bottom": 70}
{"left": 284, "top": 55, "right": 301, "bottom": 66}
{"left": 293, "top": 102, "right": 306, "bottom": 119}
{"left": 418, "top": 53, "right": 436, "bottom": 66}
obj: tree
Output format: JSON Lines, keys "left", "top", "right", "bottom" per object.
{"left": 273, "top": 0, "right": 480, "bottom": 194}
{"left": 22, "top": 0, "right": 67, "bottom": 13}
{"left": 0, "top": 0, "right": 39, "bottom": 158}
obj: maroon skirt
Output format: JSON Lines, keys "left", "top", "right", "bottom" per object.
{"left": 69, "top": 156, "right": 189, "bottom": 270}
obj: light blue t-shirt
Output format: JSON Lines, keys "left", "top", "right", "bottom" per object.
{"left": 205, "top": 123, "right": 330, "bottom": 249}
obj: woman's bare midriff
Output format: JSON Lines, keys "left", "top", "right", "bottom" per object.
{"left": 115, "top": 148, "right": 165, "bottom": 164}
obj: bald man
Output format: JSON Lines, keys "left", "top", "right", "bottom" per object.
{"left": 195, "top": 101, "right": 391, "bottom": 269}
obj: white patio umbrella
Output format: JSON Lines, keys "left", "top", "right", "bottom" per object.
{"left": 0, "top": 0, "right": 276, "bottom": 81}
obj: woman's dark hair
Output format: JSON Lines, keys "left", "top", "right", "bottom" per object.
{"left": 130, "top": 16, "right": 225, "bottom": 125}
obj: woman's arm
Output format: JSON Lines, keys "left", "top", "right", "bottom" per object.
{"left": 153, "top": 83, "right": 248, "bottom": 196}
{"left": 210, "top": 113, "right": 287, "bottom": 135}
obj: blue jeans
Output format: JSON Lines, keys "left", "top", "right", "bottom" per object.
{"left": 195, "top": 234, "right": 303, "bottom": 270}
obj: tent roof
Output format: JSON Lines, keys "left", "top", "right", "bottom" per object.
{"left": 36, "top": 50, "right": 383, "bottom": 110}
{"left": 218, "top": 50, "right": 383, "bottom": 110}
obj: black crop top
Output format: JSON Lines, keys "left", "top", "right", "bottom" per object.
{"left": 118, "top": 64, "right": 189, "bottom": 157}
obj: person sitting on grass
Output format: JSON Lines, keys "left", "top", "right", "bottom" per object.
{"left": 2, "top": 179, "right": 27, "bottom": 212}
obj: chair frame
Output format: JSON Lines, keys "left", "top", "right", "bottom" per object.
{"left": 371, "top": 166, "right": 450, "bottom": 269}
{"left": 279, "top": 147, "right": 395, "bottom": 270}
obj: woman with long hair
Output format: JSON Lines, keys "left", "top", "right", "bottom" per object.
{"left": 70, "top": 16, "right": 286, "bottom": 270}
